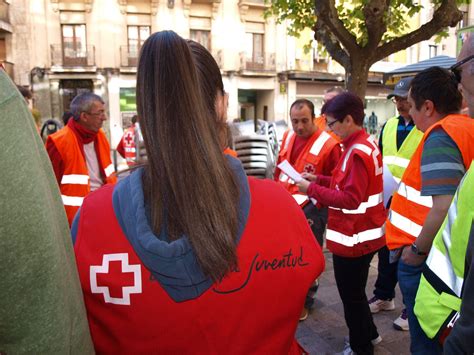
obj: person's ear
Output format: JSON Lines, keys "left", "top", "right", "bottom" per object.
{"left": 424, "top": 100, "right": 436, "bottom": 117}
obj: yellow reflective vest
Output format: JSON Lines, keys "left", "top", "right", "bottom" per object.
{"left": 415, "top": 163, "right": 474, "bottom": 343}
{"left": 381, "top": 116, "right": 423, "bottom": 183}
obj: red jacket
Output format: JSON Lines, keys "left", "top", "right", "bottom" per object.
{"left": 316, "top": 130, "right": 386, "bottom": 257}
{"left": 116, "top": 124, "right": 137, "bottom": 166}
{"left": 74, "top": 177, "right": 324, "bottom": 354}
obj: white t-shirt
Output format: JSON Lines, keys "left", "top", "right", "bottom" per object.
{"left": 84, "top": 142, "right": 103, "bottom": 191}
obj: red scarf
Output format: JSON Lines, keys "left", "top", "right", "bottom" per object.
{"left": 68, "top": 119, "right": 98, "bottom": 144}
{"left": 67, "top": 119, "right": 106, "bottom": 182}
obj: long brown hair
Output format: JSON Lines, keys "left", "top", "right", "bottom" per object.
{"left": 136, "top": 31, "right": 239, "bottom": 281}
{"left": 187, "top": 40, "right": 228, "bottom": 147}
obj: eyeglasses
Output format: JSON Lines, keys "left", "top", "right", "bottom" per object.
{"left": 326, "top": 119, "right": 339, "bottom": 129}
{"left": 86, "top": 111, "right": 106, "bottom": 117}
{"left": 450, "top": 54, "right": 474, "bottom": 83}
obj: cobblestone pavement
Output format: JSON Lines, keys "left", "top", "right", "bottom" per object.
{"left": 296, "top": 250, "right": 410, "bottom": 354}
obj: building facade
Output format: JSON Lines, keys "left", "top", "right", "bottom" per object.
{"left": 8, "top": 0, "right": 283, "bottom": 147}
{"left": 5, "top": 0, "right": 465, "bottom": 145}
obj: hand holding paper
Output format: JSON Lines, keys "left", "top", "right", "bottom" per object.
{"left": 277, "top": 160, "right": 302, "bottom": 183}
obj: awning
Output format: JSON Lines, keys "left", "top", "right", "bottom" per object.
{"left": 383, "top": 55, "right": 456, "bottom": 84}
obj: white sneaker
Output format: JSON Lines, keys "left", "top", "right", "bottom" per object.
{"left": 393, "top": 308, "right": 409, "bottom": 331}
{"left": 371, "top": 335, "right": 382, "bottom": 346}
{"left": 368, "top": 296, "right": 395, "bottom": 313}
{"left": 337, "top": 341, "right": 356, "bottom": 355}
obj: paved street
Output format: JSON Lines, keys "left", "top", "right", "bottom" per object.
{"left": 296, "top": 250, "right": 410, "bottom": 354}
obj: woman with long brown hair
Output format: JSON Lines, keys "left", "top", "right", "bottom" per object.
{"left": 71, "top": 31, "right": 324, "bottom": 353}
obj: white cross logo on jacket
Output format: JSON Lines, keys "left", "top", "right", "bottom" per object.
{"left": 90, "top": 253, "right": 142, "bottom": 305}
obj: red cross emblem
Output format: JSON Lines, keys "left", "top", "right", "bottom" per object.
{"left": 304, "top": 163, "right": 316, "bottom": 174}
{"left": 90, "top": 253, "right": 142, "bottom": 305}
{"left": 124, "top": 131, "right": 134, "bottom": 147}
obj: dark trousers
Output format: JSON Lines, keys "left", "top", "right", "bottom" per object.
{"left": 333, "top": 252, "right": 379, "bottom": 355}
{"left": 373, "top": 245, "right": 399, "bottom": 300}
{"left": 303, "top": 205, "right": 327, "bottom": 308}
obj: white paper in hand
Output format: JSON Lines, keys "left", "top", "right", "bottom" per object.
{"left": 383, "top": 163, "right": 399, "bottom": 207}
{"left": 277, "top": 160, "right": 302, "bottom": 183}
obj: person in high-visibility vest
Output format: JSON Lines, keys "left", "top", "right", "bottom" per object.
{"left": 414, "top": 165, "right": 474, "bottom": 353}
{"left": 46, "top": 93, "right": 116, "bottom": 225}
{"left": 274, "top": 98, "right": 341, "bottom": 320}
{"left": 368, "top": 77, "right": 423, "bottom": 332}
{"left": 414, "top": 35, "right": 474, "bottom": 354}
{"left": 385, "top": 67, "right": 474, "bottom": 354}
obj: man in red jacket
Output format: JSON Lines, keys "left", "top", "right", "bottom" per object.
{"left": 274, "top": 99, "right": 341, "bottom": 320}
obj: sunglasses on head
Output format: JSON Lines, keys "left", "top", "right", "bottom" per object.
{"left": 450, "top": 54, "right": 474, "bottom": 83}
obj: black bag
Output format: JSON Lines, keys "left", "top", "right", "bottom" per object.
{"left": 302, "top": 203, "right": 328, "bottom": 247}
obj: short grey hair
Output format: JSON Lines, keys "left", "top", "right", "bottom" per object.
{"left": 70, "top": 93, "right": 104, "bottom": 121}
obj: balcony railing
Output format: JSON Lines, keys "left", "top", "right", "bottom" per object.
{"left": 240, "top": 52, "right": 275, "bottom": 72}
{"left": 50, "top": 44, "right": 95, "bottom": 67}
{"left": 120, "top": 45, "right": 140, "bottom": 67}
{"left": 0, "top": 60, "right": 13, "bottom": 78}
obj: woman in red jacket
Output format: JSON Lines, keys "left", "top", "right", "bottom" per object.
{"left": 72, "top": 31, "right": 324, "bottom": 354}
{"left": 298, "top": 92, "right": 386, "bottom": 355}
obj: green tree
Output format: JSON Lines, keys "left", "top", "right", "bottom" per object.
{"left": 267, "top": 0, "right": 464, "bottom": 98}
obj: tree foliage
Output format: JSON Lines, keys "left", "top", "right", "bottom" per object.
{"left": 266, "top": 0, "right": 465, "bottom": 98}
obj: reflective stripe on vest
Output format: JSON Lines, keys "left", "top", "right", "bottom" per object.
{"left": 279, "top": 174, "right": 289, "bottom": 183}
{"left": 397, "top": 182, "right": 433, "bottom": 208}
{"left": 381, "top": 116, "right": 423, "bottom": 180}
{"left": 326, "top": 226, "right": 384, "bottom": 247}
{"left": 388, "top": 210, "right": 423, "bottom": 238}
{"left": 426, "top": 247, "right": 463, "bottom": 297}
{"left": 277, "top": 131, "right": 295, "bottom": 184}
{"left": 309, "top": 131, "right": 331, "bottom": 156}
{"left": 104, "top": 164, "right": 115, "bottom": 177}
{"left": 293, "top": 194, "right": 308, "bottom": 205}
{"left": 283, "top": 131, "right": 294, "bottom": 151}
{"left": 329, "top": 192, "right": 383, "bottom": 215}
{"left": 415, "top": 166, "right": 474, "bottom": 340}
{"left": 341, "top": 144, "right": 372, "bottom": 171}
{"left": 342, "top": 137, "right": 382, "bottom": 177}
{"left": 383, "top": 155, "right": 410, "bottom": 169}
{"left": 61, "top": 174, "right": 90, "bottom": 185}
{"left": 62, "top": 195, "right": 84, "bottom": 207}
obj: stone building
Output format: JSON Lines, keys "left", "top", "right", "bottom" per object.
{"left": 3, "top": 0, "right": 464, "bottom": 144}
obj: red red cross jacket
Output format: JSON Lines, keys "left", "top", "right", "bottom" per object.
{"left": 325, "top": 131, "right": 386, "bottom": 257}
{"left": 74, "top": 172, "right": 324, "bottom": 354}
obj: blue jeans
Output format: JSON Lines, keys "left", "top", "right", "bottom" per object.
{"left": 398, "top": 259, "right": 442, "bottom": 355}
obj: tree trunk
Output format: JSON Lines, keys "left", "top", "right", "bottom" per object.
{"left": 344, "top": 56, "right": 371, "bottom": 100}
